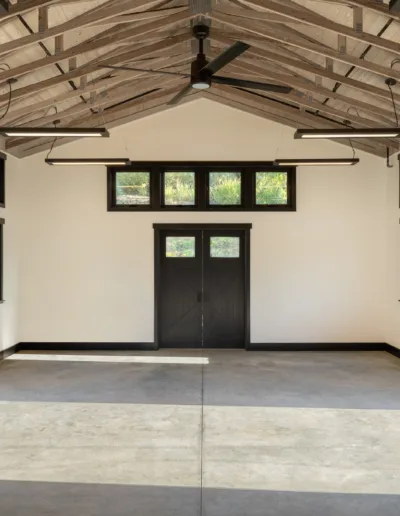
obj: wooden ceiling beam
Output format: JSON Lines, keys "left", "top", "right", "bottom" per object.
{"left": 3, "top": 53, "right": 193, "bottom": 125}
{"left": 208, "top": 12, "right": 400, "bottom": 81}
{"left": 10, "top": 69, "right": 189, "bottom": 128}
{"left": 0, "top": 10, "right": 192, "bottom": 83}
{"left": 237, "top": 0, "right": 400, "bottom": 55}
{"left": 0, "top": 0, "right": 166, "bottom": 58}
{"left": 323, "top": 0, "right": 400, "bottom": 23}
{"left": 0, "top": 1, "right": 62, "bottom": 21}
{"left": 211, "top": 33, "right": 400, "bottom": 106}
{"left": 0, "top": 33, "right": 191, "bottom": 106}
{"left": 212, "top": 34, "right": 397, "bottom": 123}
{"left": 227, "top": 60, "right": 396, "bottom": 132}
{"left": 91, "top": 7, "right": 186, "bottom": 27}
{"left": 215, "top": 6, "right": 302, "bottom": 23}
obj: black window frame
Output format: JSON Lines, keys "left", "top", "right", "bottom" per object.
{"left": 206, "top": 167, "right": 244, "bottom": 210}
{"left": 107, "top": 162, "right": 296, "bottom": 212}
{"left": 161, "top": 167, "right": 199, "bottom": 210}
{"left": 0, "top": 218, "right": 4, "bottom": 302}
{"left": 0, "top": 153, "right": 6, "bottom": 209}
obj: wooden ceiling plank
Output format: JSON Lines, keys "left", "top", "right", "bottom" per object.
{"left": 2, "top": 52, "right": 193, "bottom": 124}
{"left": 13, "top": 74, "right": 186, "bottom": 128}
{"left": 236, "top": 0, "right": 400, "bottom": 55}
{"left": 213, "top": 32, "right": 400, "bottom": 105}
{"left": 227, "top": 58, "right": 398, "bottom": 144}
{"left": 90, "top": 7, "right": 186, "bottom": 27}
{"left": 229, "top": 60, "right": 394, "bottom": 131}
{"left": 0, "top": 34, "right": 191, "bottom": 108}
{"left": 0, "top": 10, "right": 192, "bottom": 82}
{"left": 323, "top": 0, "right": 400, "bottom": 23}
{"left": 1, "top": 1, "right": 62, "bottom": 21}
{"left": 237, "top": 56, "right": 397, "bottom": 124}
{"left": 215, "top": 6, "right": 303, "bottom": 23}
{"left": 208, "top": 12, "right": 400, "bottom": 81}
{"left": 0, "top": 0, "right": 171, "bottom": 58}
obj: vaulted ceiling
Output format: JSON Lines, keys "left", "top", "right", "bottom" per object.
{"left": 1, "top": 0, "right": 400, "bottom": 158}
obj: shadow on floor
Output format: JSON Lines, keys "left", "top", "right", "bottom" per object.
{"left": 0, "top": 480, "right": 399, "bottom": 516}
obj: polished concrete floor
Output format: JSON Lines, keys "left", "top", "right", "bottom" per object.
{"left": 1, "top": 350, "right": 400, "bottom": 515}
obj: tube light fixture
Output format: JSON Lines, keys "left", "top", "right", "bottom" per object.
{"left": 0, "top": 127, "right": 109, "bottom": 138}
{"left": 294, "top": 128, "right": 400, "bottom": 139}
{"left": 45, "top": 158, "right": 131, "bottom": 166}
{"left": 274, "top": 158, "right": 359, "bottom": 166}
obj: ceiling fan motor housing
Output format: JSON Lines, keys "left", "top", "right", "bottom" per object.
{"left": 191, "top": 24, "right": 211, "bottom": 89}
{"left": 191, "top": 57, "right": 211, "bottom": 89}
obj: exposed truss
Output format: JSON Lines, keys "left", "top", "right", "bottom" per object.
{"left": 0, "top": 0, "right": 400, "bottom": 157}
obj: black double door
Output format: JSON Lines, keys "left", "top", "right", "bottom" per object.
{"left": 157, "top": 228, "right": 248, "bottom": 348}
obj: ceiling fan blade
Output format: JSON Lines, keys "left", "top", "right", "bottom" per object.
{"left": 98, "top": 65, "right": 190, "bottom": 77}
{"left": 167, "top": 83, "right": 192, "bottom": 105}
{"left": 212, "top": 76, "right": 293, "bottom": 94}
{"left": 201, "top": 41, "right": 250, "bottom": 75}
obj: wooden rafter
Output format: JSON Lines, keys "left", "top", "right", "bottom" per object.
{"left": 0, "top": 0, "right": 399, "bottom": 157}
{"left": 236, "top": 0, "right": 400, "bottom": 55}
{"left": 0, "top": 34, "right": 191, "bottom": 106}
{"left": 208, "top": 12, "right": 400, "bottom": 81}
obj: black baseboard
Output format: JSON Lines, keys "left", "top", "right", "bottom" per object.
{"left": 385, "top": 343, "right": 400, "bottom": 358}
{"left": 16, "top": 342, "right": 157, "bottom": 352}
{"left": 0, "top": 345, "right": 17, "bottom": 361}
{"left": 7, "top": 342, "right": 400, "bottom": 360}
{"left": 247, "top": 342, "right": 389, "bottom": 352}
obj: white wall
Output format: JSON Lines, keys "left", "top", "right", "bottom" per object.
{"left": 0, "top": 155, "right": 21, "bottom": 351}
{"left": 385, "top": 163, "right": 400, "bottom": 349}
{"left": 17, "top": 99, "right": 388, "bottom": 344}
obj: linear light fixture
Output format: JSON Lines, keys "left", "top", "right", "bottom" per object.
{"left": 294, "top": 128, "right": 400, "bottom": 139}
{"left": 0, "top": 127, "right": 109, "bottom": 138}
{"left": 45, "top": 158, "right": 131, "bottom": 166}
{"left": 274, "top": 158, "right": 360, "bottom": 166}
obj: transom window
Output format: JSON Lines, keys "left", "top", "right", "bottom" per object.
{"left": 107, "top": 162, "right": 295, "bottom": 211}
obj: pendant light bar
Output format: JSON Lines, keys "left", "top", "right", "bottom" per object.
{"left": 45, "top": 158, "right": 131, "bottom": 166}
{"left": 0, "top": 127, "right": 109, "bottom": 138}
{"left": 274, "top": 158, "right": 359, "bottom": 166}
{"left": 294, "top": 128, "right": 400, "bottom": 139}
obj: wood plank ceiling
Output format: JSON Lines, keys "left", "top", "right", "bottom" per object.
{"left": 1, "top": 0, "right": 400, "bottom": 157}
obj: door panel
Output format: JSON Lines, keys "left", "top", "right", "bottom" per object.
{"left": 158, "top": 230, "right": 202, "bottom": 348}
{"left": 202, "top": 231, "right": 245, "bottom": 348}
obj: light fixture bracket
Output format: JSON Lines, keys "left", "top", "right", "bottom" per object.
{"left": 385, "top": 78, "right": 397, "bottom": 87}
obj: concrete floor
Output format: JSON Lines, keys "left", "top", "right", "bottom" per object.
{"left": 0, "top": 350, "right": 400, "bottom": 515}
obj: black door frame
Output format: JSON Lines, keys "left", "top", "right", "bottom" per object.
{"left": 153, "top": 223, "right": 252, "bottom": 350}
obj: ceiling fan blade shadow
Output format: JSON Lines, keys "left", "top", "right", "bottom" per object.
{"left": 167, "top": 83, "right": 192, "bottom": 105}
{"left": 201, "top": 41, "right": 250, "bottom": 75}
{"left": 98, "top": 65, "right": 190, "bottom": 77}
{"left": 212, "top": 76, "right": 293, "bottom": 93}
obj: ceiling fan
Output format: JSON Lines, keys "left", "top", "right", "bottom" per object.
{"left": 98, "top": 24, "right": 293, "bottom": 105}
